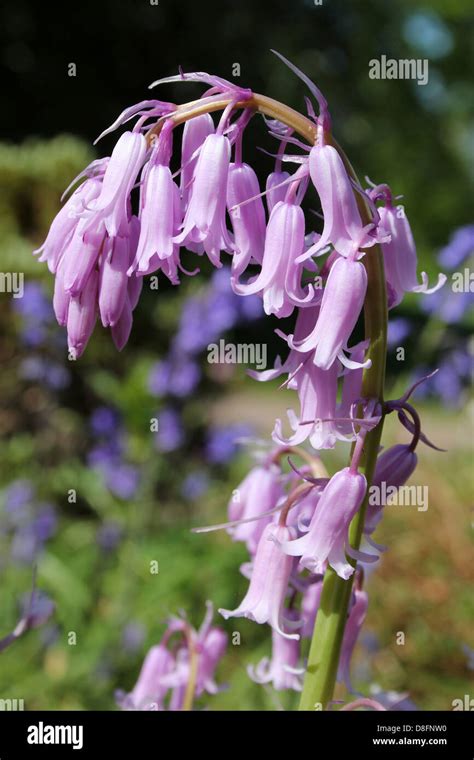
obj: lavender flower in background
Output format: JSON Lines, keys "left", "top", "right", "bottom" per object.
{"left": 0, "top": 578, "right": 55, "bottom": 654}
{"left": 148, "top": 357, "right": 201, "bottom": 398}
{"left": 13, "top": 281, "right": 71, "bottom": 390}
{"left": 1, "top": 481, "right": 57, "bottom": 566}
{"left": 154, "top": 408, "right": 185, "bottom": 453}
{"left": 88, "top": 406, "right": 140, "bottom": 499}
{"left": 181, "top": 472, "right": 210, "bottom": 501}
{"left": 117, "top": 603, "right": 226, "bottom": 710}
{"left": 205, "top": 423, "right": 253, "bottom": 465}
{"left": 422, "top": 224, "right": 474, "bottom": 324}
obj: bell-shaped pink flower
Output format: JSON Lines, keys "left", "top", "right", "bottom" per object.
{"left": 174, "top": 132, "right": 233, "bottom": 266}
{"left": 219, "top": 522, "right": 299, "bottom": 639}
{"left": 302, "top": 142, "right": 382, "bottom": 261}
{"left": 98, "top": 234, "right": 130, "bottom": 327}
{"left": 61, "top": 218, "right": 105, "bottom": 298}
{"left": 279, "top": 467, "right": 368, "bottom": 579}
{"left": 228, "top": 462, "right": 284, "bottom": 554}
{"left": 248, "top": 306, "right": 319, "bottom": 384}
{"left": 35, "top": 171, "right": 104, "bottom": 274}
{"left": 266, "top": 170, "right": 290, "bottom": 214}
{"left": 67, "top": 269, "right": 99, "bottom": 359}
{"left": 227, "top": 161, "right": 266, "bottom": 278}
{"left": 248, "top": 613, "right": 304, "bottom": 691}
{"left": 233, "top": 200, "right": 313, "bottom": 317}
{"left": 379, "top": 203, "right": 446, "bottom": 308}
{"left": 53, "top": 257, "right": 71, "bottom": 326}
{"left": 289, "top": 256, "right": 368, "bottom": 370}
{"left": 119, "top": 644, "right": 175, "bottom": 710}
{"left": 91, "top": 130, "right": 147, "bottom": 237}
{"left": 180, "top": 113, "right": 215, "bottom": 211}
{"left": 196, "top": 627, "right": 228, "bottom": 696}
{"left": 338, "top": 588, "right": 368, "bottom": 692}
{"left": 132, "top": 161, "right": 177, "bottom": 274}
{"left": 273, "top": 359, "right": 339, "bottom": 450}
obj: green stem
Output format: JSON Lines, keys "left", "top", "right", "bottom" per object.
{"left": 298, "top": 144, "right": 387, "bottom": 711}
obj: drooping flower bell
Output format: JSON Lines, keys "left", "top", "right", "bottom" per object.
{"left": 278, "top": 466, "right": 369, "bottom": 580}
{"left": 273, "top": 358, "right": 339, "bottom": 450}
{"left": 174, "top": 132, "right": 233, "bottom": 267}
{"left": 219, "top": 522, "right": 300, "bottom": 639}
{"left": 233, "top": 199, "right": 314, "bottom": 317}
{"left": 180, "top": 113, "right": 215, "bottom": 212}
{"left": 117, "top": 644, "right": 174, "bottom": 710}
{"left": 227, "top": 460, "right": 284, "bottom": 554}
{"left": 372, "top": 187, "right": 446, "bottom": 308}
{"left": 300, "top": 136, "right": 386, "bottom": 262}
{"left": 248, "top": 613, "right": 304, "bottom": 691}
{"left": 34, "top": 159, "right": 108, "bottom": 274}
{"left": 227, "top": 161, "right": 266, "bottom": 278}
{"left": 90, "top": 130, "right": 147, "bottom": 237}
{"left": 288, "top": 256, "right": 368, "bottom": 370}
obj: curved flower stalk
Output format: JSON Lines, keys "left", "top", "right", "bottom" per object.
{"left": 36, "top": 52, "right": 445, "bottom": 711}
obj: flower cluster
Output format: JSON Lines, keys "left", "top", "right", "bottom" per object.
{"left": 36, "top": 55, "right": 446, "bottom": 706}
{"left": 116, "top": 603, "right": 226, "bottom": 711}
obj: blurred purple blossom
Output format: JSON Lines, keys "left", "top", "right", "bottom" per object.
{"left": 148, "top": 357, "right": 201, "bottom": 398}
{"left": 387, "top": 317, "right": 411, "bottom": 348}
{"left": 105, "top": 464, "right": 140, "bottom": 500}
{"left": 412, "top": 347, "right": 472, "bottom": 407}
{"left": 90, "top": 406, "right": 121, "bottom": 437}
{"left": 3, "top": 480, "right": 33, "bottom": 524}
{"left": 205, "top": 423, "right": 254, "bottom": 464}
{"left": 154, "top": 408, "right": 185, "bottom": 452}
{"left": 13, "top": 282, "right": 54, "bottom": 324}
{"left": 97, "top": 521, "right": 123, "bottom": 552}
{"left": 438, "top": 224, "right": 474, "bottom": 269}
{"left": 181, "top": 472, "right": 210, "bottom": 500}
{"left": 19, "top": 356, "right": 70, "bottom": 390}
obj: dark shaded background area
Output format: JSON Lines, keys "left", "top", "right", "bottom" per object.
{"left": 2, "top": 0, "right": 473, "bottom": 248}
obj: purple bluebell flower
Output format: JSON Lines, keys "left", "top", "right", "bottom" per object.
{"left": 220, "top": 522, "right": 300, "bottom": 639}
{"left": 248, "top": 614, "right": 304, "bottom": 691}
{"left": 288, "top": 257, "right": 368, "bottom": 370}
{"left": 233, "top": 200, "right": 313, "bottom": 318}
{"left": 227, "top": 461, "right": 284, "bottom": 554}
{"left": 175, "top": 133, "right": 233, "bottom": 266}
{"left": 227, "top": 161, "right": 266, "bottom": 278}
{"left": 279, "top": 467, "right": 370, "bottom": 579}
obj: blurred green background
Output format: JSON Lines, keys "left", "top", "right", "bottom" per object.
{"left": 0, "top": 0, "right": 472, "bottom": 710}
